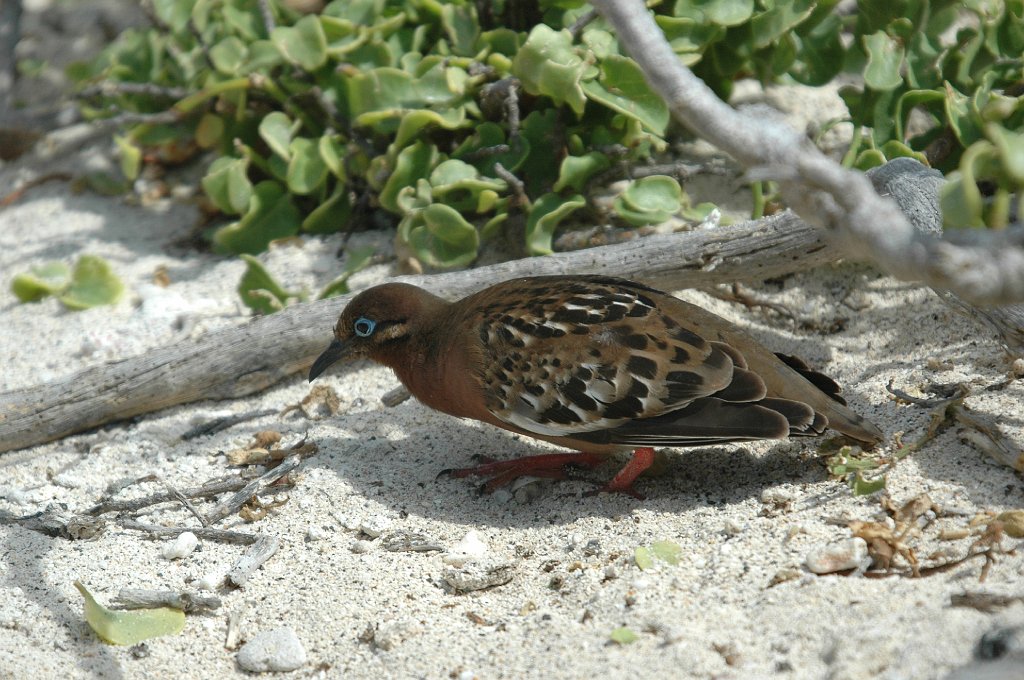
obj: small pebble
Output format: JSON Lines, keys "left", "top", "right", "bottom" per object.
{"left": 195, "top": 570, "right": 226, "bottom": 591}
{"left": 443, "top": 530, "right": 489, "bottom": 566}
{"left": 305, "top": 526, "right": 328, "bottom": 542}
{"left": 236, "top": 627, "right": 307, "bottom": 672}
{"left": 723, "top": 519, "right": 745, "bottom": 535}
{"left": 443, "top": 560, "right": 515, "bottom": 592}
{"left": 805, "top": 538, "right": 869, "bottom": 574}
{"left": 162, "top": 532, "right": 199, "bottom": 560}
{"left": 359, "top": 515, "right": 392, "bottom": 538}
{"left": 373, "top": 619, "right": 422, "bottom": 651}
{"left": 351, "top": 539, "right": 373, "bottom": 554}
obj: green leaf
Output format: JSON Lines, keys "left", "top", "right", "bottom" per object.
{"left": 650, "top": 540, "right": 682, "bottom": 565}
{"left": 302, "top": 182, "right": 352, "bottom": 234}
{"left": 210, "top": 36, "right": 247, "bottom": 75}
{"left": 987, "top": 123, "right": 1024, "bottom": 183}
{"left": 237, "top": 254, "right": 303, "bottom": 314}
{"left": 319, "top": 134, "right": 346, "bottom": 178}
{"left": 202, "top": 157, "right": 253, "bottom": 215}
{"left": 553, "top": 152, "right": 611, "bottom": 192}
{"left": 10, "top": 261, "right": 71, "bottom": 302}
{"left": 286, "top": 137, "right": 329, "bottom": 195}
{"left": 429, "top": 159, "right": 506, "bottom": 213}
{"left": 402, "top": 203, "right": 480, "bottom": 269}
{"left": 318, "top": 245, "right": 375, "bottom": 299}
{"left": 633, "top": 546, "right": 654, "bottom": 570}
{"left": 850, "top": 472, "right": 887, "bottom": 496}
{"left": 526, "top": 193, "right": 585, "bottom": 255}
{"left": 58, "top": 255, "right": 124, "bottom": 310}
{"left": 259, "top": 112, "right": 296, "bottom": 161}
{"left": 609, "top": 627, "right": 638, "bottom": 645}
{"left": 195, "top": 113, "right": 225, "bottom": 149}
{"left": 379, "top": 141, "right": 439, "bottom": 214}
{"left": 696, "top": 0, "right": 755, "bottom": 26}
{"left": 581, "top": 56, "right": 670, "bottom": 134}
{"left": 271, "top": 15, "right": 328, "bottom": 71}
{"left": 213, "top": 181, "right": 302, "bottom": 254}
{"left": 76, "top": 581, "right": 184, "bottom": 646}
{"left": 614, "top": 175, "right": 682, "bottom": 225}
{"left": 114, "top": 135, "right": 141, "bottom": 181}
{"left": 862, "top": 31, "right": 905, "bottom": 91}
{"left": 512, "top": 24, "right": 588, "bottom": 116}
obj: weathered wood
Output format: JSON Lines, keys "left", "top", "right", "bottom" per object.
{"left": 0, "top": 212, "right": 840, "bottom": 454}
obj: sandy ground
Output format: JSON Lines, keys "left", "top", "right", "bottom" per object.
{"left": 2, "top": 3, "right": 1023, "bottom": 678}
{"left": 1, "top": 175, "right": 1023, "bottom": 680}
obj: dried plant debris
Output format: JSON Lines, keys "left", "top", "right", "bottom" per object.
{"left": 226, "top": 431, "right": 317, "bottom": 466}
{"left": 950, "top": 592, "right": 1024, "bottom": 613}
{"left": 281, "top": 384, "right": 341, "bottom": 419}
{"left": 111, "top": 589, "right": 221, "bottom": 614}
{"left": 815, "top": 494, "right": 1020, "bottom": 580}
{"left": 76, "top": 581, "right": 185, "bottom": 646}
{"left": 887, "top": 379, "right": 1024, "bottom": 473}
{"left": 181, "top": 409, "right": 278, "bottom": 440}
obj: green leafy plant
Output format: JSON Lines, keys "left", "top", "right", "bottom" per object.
{"left": 75, "top": 0, "right": 1023, "bottom": 283}
{"left": 11, "top": 255, "right": 125, "bottom": 310}
{"left": 77, "top": 0, "right": 683, "bottom": 277}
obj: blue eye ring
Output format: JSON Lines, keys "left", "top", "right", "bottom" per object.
{"left": 353, "top": 317, "right": 376, "bottom": 338}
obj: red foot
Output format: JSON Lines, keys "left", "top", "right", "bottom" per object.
{"left": 584, "top": 447, "right": 655, "bottom": 500}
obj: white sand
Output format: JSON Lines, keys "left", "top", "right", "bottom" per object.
{"left": 1, "top": 180, "right": 1023, "bottom": 679}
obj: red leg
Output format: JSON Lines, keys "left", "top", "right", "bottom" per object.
{"left": 585, "top": 448, "right": 655, "bottom": 499}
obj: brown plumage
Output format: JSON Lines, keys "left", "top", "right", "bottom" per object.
{"left": 309, "top": 275, "right": 882, "bottom": 496}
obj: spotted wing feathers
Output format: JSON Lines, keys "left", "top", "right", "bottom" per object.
{"left": 468, "top": 277, "right": 825, "bottom": 445}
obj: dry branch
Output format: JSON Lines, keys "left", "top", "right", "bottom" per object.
{"left": 591, "top": 0, "right": 1024, "bottom": 307}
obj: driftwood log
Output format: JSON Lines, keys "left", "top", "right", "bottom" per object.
{"left": 1, "top": 160, "right": 1015, "bottom": 454}
{"left": 0, "top": 211, "right": 840, "bottom": 454}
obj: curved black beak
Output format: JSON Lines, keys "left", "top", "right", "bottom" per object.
{"left": 308, "top": 339, "right": 348, "bottom": 382}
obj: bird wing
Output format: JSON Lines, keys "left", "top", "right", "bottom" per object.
{"left": 470, "top": 277, "right": 778, "bottom": 439}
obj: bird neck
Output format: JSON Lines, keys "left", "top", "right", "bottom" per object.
{"left": 370, "top": 293, "right": 468, "bottom": 416}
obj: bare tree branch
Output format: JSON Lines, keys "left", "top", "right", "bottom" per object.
{"left": 590, "top": 0, "right": 1024, "bottom": 307}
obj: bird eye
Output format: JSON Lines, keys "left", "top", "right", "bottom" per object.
{"left": 353, "top": 317, "right": 376, "bottom": 338}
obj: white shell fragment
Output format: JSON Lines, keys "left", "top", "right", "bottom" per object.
{"left": 161, "top": 532, "right": 199, "bottom": 560}
{"left": 359, "top": 515, "right": 392, "bottom": 538}
{"left": 442, "top": 530, "right": 489, "bottom": 567}
{"left": 236, "top": 627, "right": 307, "bottom": 672}
{"left": 805, "top": 538, "right": 870, "bottom": 574}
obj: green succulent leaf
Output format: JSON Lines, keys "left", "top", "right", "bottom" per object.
{"left": 114, "top": 135, "right": 142, "bottom": 181}
{"left": 213, "top": 181, "right": 301, "bottom": 254}
{"left": 58, "top": 255, "right": 125, "bottom": 310}
{"left": 862, "top": 30, "right": 905, "bottom": 91}
{"left": 76, "top": 581, "right": 184, "bottom": 646}
{"left": 259, "top": 112, "right": 296, "bottom": 161}
{"left": 512, "top": 24, "right": 588, "bottom": 116}
{"left": 525, "top": 193, "right": 586, "bottom": 255}
{"left": 581, "top": 55, "right": 670, "bottom": 134}
{"left": 286, "top": 137, "right": 329, "bottom": 195}
{"left": 401, "top": 203, "right": 480, "bottom": 269}
{"left": 10, "top": 261, "right": 71, "bottom": 302}
{"left": 379, "top": 141, "right": 439, "bottom": 214}
{"left": 210, "top": 36, "right": 248, "bottom": 75}
{"left": 302, "top": 182, "right": 352, "bottom": 234}
{"left": 271, "top": 15, "right": 328, "bottom": 71}
{"left": 553, "top": 152, "right": 611, "bottom": 192}
{"left": 615, "top": 175, "right": 682, "bottom": 225}
{"left": 202, "top": 156, "right": 253, "bottom": 215}
{"left": 237, "top": 254, "right": 303, "bottom": 314}
{"left": 609, "top": 627, "right": 639, "bottom": 645}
